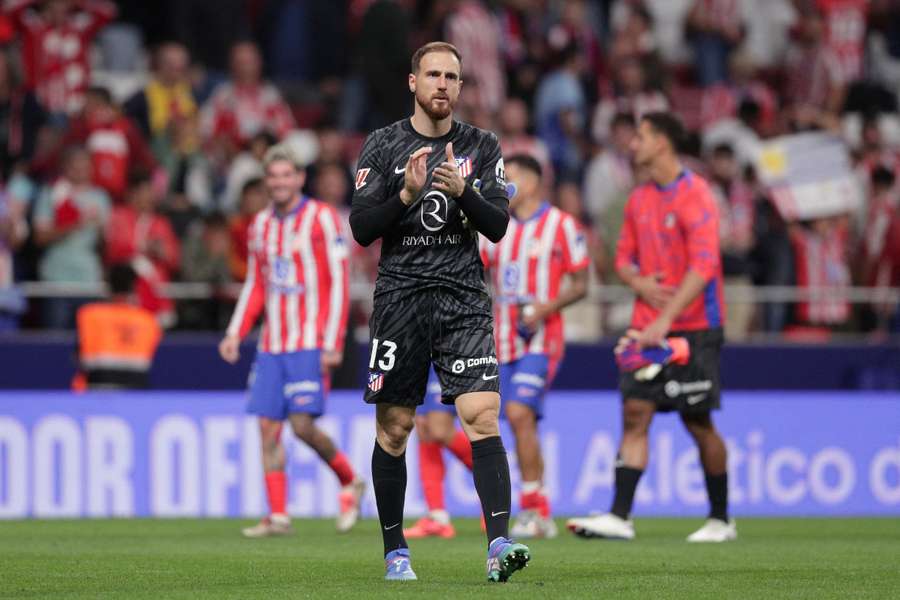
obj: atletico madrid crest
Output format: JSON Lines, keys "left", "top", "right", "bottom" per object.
{"left": 455, "top": 156, "right": 472, "bottom": 178}
{"left": 368, "top": 371, "right": 384, "bottom": 393}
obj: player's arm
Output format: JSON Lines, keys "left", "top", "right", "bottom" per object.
{"left": 640, "top": 189, "right": 721, "bottom": 345}
{"left": 320, "top": 207, "right": 350, "bottom": 368}
{"left": 434, "top": 139, "right": 508, "bottom": 243}
{"left": 350, "top": 130, "right": 424, "bottom": 247}
{"left": 78, "top": 0, "right": 118, "bottom": 37}
{"left": 220, "top": 236, "right": 265, "bottom": 364}
{"left": 614, "top": 196, "right": 673, "bottom": 309}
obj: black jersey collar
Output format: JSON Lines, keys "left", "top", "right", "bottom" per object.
{"left": 402, "top": 117, "right": 459, "bottom": 143}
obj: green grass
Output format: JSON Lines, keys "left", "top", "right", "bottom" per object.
{"left": 2, "top": 518, "right": 899, "bottom": 599}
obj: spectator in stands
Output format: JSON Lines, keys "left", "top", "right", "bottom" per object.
{"left": 534, "top": 42, "right": 589, "bottom": 178}
{"left": 180, "top": 211, "right": 233, "bottom": 329}
{"left": 105, "top": 172, "right": 180, "bottom": 327}
{"left": 583, "top": 112, "right": 635, "bottom": 235}
{"left": 784, "top": 8, "right": 845, "bottom": 128}
{"left": 591, "top": 57, "right": 669, "bottom": 145}
{"left": 124, "top": 42, "right": 197, "bottom": 147}
{"left": 5, "top": 0, "right": 117, "bottom": 118}
{"left": 75, "top": 262, "right": 161, "bottom": 390}
{"left": 220, "top": 130, "right": 276, "bottom": 214}
{"left": 38, "top": 86, "right": 157, "bottom": 201}
{"left": 499, "top": 97, "right": 553, "bottom": 188}
{"left": 789, "top": 216, "right": 852, "bottom": 334}
{"left": 709, "top": 143, "right": 756, "bottom": 340}
{"left": 228, "top": 177, "right": 266, "bottom": 282}
{"left": 446, "top": 0, "right": 505, "bottom": 113}
{"left": 32, "top": 145, "right": 110, "bottom": 329}
{"left": 609, "top": 2, "right": 658, "bottom": 66}
{"left": 0, "top": 49, "right": 46, "bottom": 179}
{"left": 0, "top": 182, "right": 28, "bottom": 330}
{"left": 199, "top": 41, "right": 295, "bottom": 148}
{"left": 685, "top": 0, "right": 746, "bottom": 87}
{"left": 859, "top": 167, "right": 900, "bottom": 332}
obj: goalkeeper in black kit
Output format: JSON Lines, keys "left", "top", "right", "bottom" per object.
{"left": 350, "top": 41, "right": 530, "bottom": 583}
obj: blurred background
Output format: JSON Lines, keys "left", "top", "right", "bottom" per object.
{"left": 0, "top": 0, "right": 898, "bottom": 391}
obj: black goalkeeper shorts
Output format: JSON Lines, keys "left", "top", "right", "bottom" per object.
{"left": 364, "top": 287, "right": 500, "bottom": 407}
{"left": 619, "top": 328, "right": 724, "bottom": 414}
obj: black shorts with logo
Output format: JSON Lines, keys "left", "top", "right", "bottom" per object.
{"left": 619, "top": 328, "right": 723, "bottom": 414}
{"left": 364, "top": 286, "right": 500, "bottom": 407}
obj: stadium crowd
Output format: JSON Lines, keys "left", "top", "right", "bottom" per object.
{"left": 0, "top": 0, "right": 899, "bottom": 341}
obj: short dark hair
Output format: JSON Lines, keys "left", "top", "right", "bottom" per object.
{"left": 128, "top": 170, "right": 153, "bottom": 190}
{"left": 203, "top": 211, "right": 229, "bottom": 229}
{"left": 611, "top": 111, "right": 636, "bottom": 130}
{"left": 872, "top": 165, "right": 895, "bottom": 189}
{"left": 241, "top": 177, "right": 263, "bottom": 196}
{"left": 712, "top": 143, "right": 735, "bottom": 158}
{"left": 641, "top": 112, "right": 686, "bottom": 153}
{"left": 86, "top": 86, "right": 113, "bottom": 106}
{"left": 505, "top": 153, "right": 543, "bottom": 179}
{"left": 108, "top": 263, "right": 137, "bottom": 296}
{"left": 411, "top": 41, "right": 462, "bottom": 74}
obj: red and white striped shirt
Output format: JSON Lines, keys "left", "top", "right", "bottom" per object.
{"left": 199, "top": 82, "right": 295, "bottom": 145}
{"left": 227, "top": 197, "right": 349, "bottom": 354}
{"left": 480, "top": 203, "right": 589, "bottom": 364}
{"left": 6, "top": 0, "right": 116, "bottom": 115}
{"left": 790, "top": 224, "right": 850, "bottom": 326}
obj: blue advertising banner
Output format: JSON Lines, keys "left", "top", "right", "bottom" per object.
{"left": 1, "top": 391, "right": 898, "bottom": 518}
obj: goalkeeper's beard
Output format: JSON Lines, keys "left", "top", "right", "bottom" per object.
{"left": 416, "top": 91, "right": 453, "bottom": 121}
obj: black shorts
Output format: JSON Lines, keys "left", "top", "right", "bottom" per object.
{"left": 364, "top": 287, "right": 500, "bottom": 407}
{"left": 619, "top": 328, "right": 723, "bottom": 414}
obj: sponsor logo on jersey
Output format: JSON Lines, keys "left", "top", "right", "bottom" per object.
{"left": 402, "top": 234, "right": 462, "bottom": 246}
{"left": 421, "top": 190, "right": 448, "bottom": 232}
{"left": 451, "top": 360, "right": 465, "bottom": 374}
{"left": 355, "top": 168, "right": 371, "bottom": 190}
{"left": 502, "top": 264, "right": 520, "bottom": 294}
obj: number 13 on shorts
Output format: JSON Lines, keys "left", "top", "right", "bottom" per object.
{"left": 369, "top": 338, "right": 397, "bottom": 371}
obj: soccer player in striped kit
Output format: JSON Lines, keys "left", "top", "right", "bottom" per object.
{"left": 219, "top": 144, "right": 365, "bottom": 537}
{"left": 480, "top": 154, "right": 589, "bottom": 538}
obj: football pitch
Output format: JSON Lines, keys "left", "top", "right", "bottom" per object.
{"left": 2, "top": 518, "right": 898, "bottom": 599}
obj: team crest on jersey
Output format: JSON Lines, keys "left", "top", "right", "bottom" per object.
{"left": 367, "top": 372, "right": 384, "bottom": 393}
{"left": 355, "top": 168, "right": 371, "bottom": 190}
{"left": 664, "top": 212, "right": 676, "bottom": 228}
{"left": 456, "top": 156, "right": 472, "bottom": 178}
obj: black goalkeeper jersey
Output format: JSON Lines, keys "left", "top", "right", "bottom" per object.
{"left": 350, "top": 118, "right": 509, "bottom": 302}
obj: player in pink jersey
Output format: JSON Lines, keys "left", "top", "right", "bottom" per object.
{"left": 567, "top": 112, "right": 734, "bottom": 543}
{"left": 481, "top": 154, "right": 589, "bottom": 538}
{"left": 219, "top": 144, "right": 364, "bottom": 537}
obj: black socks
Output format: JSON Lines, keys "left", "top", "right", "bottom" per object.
{"left": 705, "top": 472, "right": 729, "bottom": 522}
{"left": 471, "top": 436, "right": 511, "bottom": 545}
{"left": 610, "top": 465, "right": 644, "bottom": 520}
{"left": 372, "top": 441, "right": 407, "bottom": 556}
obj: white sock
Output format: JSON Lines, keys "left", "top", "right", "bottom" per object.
{"left": 521, "top": 480, "right": 541, "bottom": 495}
{"left": 429, "top": 509, "right": 450, "bottom": 525}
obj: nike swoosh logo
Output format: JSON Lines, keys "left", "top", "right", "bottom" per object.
{"left": 491, "top": 511, "right": 508, "bottom": 517}
{"left": 686, "top": 394, "right": 706, "bottom": 405}
{"left": 394, "top": 166, "right": 405, "bottom": 174}
{"left": 482, "top": 373, "right": 498, "bottom": 381}
{"left": 384, "top": 522, "right": 400, "bottom": 530}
